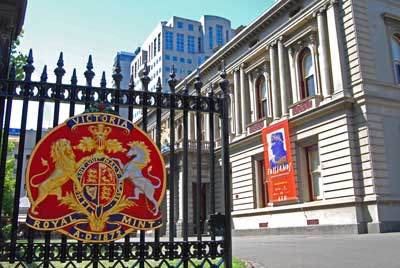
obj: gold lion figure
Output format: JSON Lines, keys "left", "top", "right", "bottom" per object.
{"left": 30, "top": 138, "right": 83, "bottom": 215}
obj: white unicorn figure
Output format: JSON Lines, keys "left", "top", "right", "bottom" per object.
{"left": 113, "top": 141, "right": 161, "bottom": 216}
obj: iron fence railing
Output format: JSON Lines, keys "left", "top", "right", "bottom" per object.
{"left": 0, "top": 50, "right": 232, "bottom": 268}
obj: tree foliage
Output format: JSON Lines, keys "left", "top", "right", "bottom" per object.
{"left": 2, "top": 142, "right": 16, "bottom": 217}
{"left": 10, "top": 29, "right": 27, "bottom": 80}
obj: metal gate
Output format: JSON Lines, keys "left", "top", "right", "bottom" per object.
{"left": 0, "top": 50, "right": 232, "bottom": 268}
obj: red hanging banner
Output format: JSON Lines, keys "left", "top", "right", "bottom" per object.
{"left": 262, "top": 119, "right": 297, "bottom": 203}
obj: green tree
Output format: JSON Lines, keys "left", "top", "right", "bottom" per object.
{"left": 2, "top": 142, "right": 16, "bottom": 217}
{"left": 10, "top": 29, "right": 27, "bottom": 80}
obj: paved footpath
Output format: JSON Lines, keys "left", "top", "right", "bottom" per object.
{"left": 233, "top": 233, "right": 400, "bottom": 268}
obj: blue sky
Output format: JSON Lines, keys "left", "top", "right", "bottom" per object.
{"left": 14, "top": 0, "right": 275, "bottom": 128}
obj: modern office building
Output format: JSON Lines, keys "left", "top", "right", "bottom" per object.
{"left": 114, "top": 51, "right": 136, "bottom": 118}
{"left": 159, "top": 0, "right": 400, "bottom": 234}
{"left": 128, "top": 15, "right": 235, "bottom": 122}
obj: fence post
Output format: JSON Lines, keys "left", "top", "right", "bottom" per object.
{"left": 219, "top": 60, "right": 232, "bottom": 268}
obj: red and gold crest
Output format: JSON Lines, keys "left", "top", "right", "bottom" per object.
{"left": 26, "top": 113, "right": 166, "bottom": 242}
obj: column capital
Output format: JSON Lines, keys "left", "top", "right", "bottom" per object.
{"left": 288, "top": 46, "right": 295, "bottom": 56}
{"left": 313, "top": 5, "right": 328, "bottom": 17}
{"left": 240, "top": 62, "right": 247, "bottom": 69}
{"left": 328, "top": 0, "right": 339, "bottom": 8}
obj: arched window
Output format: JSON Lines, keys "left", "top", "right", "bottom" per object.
{"left": 299, "top": 48, "right": 315, "bottom": 99}
{"left": 256, "top": 76, "right": 268, "bottom": 119}
{"left": 391, "top": 34, "right": 400, "bottom": 84}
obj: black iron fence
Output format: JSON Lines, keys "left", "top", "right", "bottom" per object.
{"left": 0, "top": 50, "right": 232, "bottom": 268}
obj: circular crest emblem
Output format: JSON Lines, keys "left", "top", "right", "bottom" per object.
{"left": 26, "top": 113, "right": 166, "bottom": 242}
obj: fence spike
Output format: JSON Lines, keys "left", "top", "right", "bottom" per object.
{"left": 71, "top": 68, "right": 78, "bottom": 85}
{"left": 112, "top": 56, "right": 123, "bottom": 88}
{"left": 27, "top": 48, "right": 33, "bottom": 64}
{"left": 129, "top": 73, "right": 135, "bottom": 90}
{"left": 156, "top": 76, "right": 162, "bottom": 93}
{"left": 168, "top": 64, "right": 177, "bottom": 93}
{"left": 100, "top": 71, "right": 107, "bottom": 88}
{"left": 219, "top": 60, "right": 229, "bottom": 94}
{"left": 84, "top": 55, "right": 95, "bottom": 86}
{"left": 40, "top": 65, "right": 48, "bottom": 82}
{"left": 54, "top": 52, "right": 65, "bottom": 84}
{"left": 183, "top": 79, "right": 189, "bottom": 95}
{"left": 208, "top": 83, "right": 214, "bottom": 97}
{"left": 194, "top": 68, "right": 203, "bottom": 96}
{"left": 23, "top": 48, "right": 35, "bottom": 81}
{"left": 140, "top": 62, "right": 150, "bottom": 91}
{"left": 9, "top": 64, "right": 16, "bottom": 80}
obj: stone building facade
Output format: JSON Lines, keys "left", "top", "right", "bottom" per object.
{"left": 169, "top": 0, "right": 400, "bottom": 234}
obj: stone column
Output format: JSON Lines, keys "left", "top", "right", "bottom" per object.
{"left": 188, "top": 113, "right": 195, "bottom": 141}
{"left": 269, "top": 43, "right": 280, "bottom": 120}
{"left": 229, "top": 91, "right": 235, "bottom": 135}
{"left": 278, "top": 38, "right": 290, "bottom": 117}
{"left": 248, "top": 72, "right": 256, "bottom": 122}
{"left": 214, "top": 114, "right": 220, "bottom": 140}
{"left": 177, "top": 170, "right": 184, "bottom": 236}
{"left": 327, "top": 0, "right": 347, "bottom": 95}
{"left": 240, "top": 64, "right": 250, "bottom": 134}
{"left": 288, "top": 47, "right": 298, "bottom": 104}
{"left": 233, "top": 69, "right": 242, "bottom": 135}
{"left": 204, "top": 113, "right": 209, "bottom": 141}
{"left": 316, "top": 8, "right": 333, "bottom": 98}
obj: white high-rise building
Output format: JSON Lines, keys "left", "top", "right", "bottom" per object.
{"left": 129, "top": 15, "right": 235, "bottom": 122}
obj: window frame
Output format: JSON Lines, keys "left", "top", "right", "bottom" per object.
{"left": 177, "top": 21, "right": 183, "bottom": 29}
{"left": 305, "top": 144, "right": 323, "bottom": 201}
{"left": 391, "top": 33, "right": 400, "bottom": 85}
{"left": 165, "top": 31, "right": 173, "bottom": 50}
{"left": 216, "top": 24, "right": 223, "bottom": 47}
{"left": 187, "top": 35, "right": 195, "bottom": 54}
{"left": 255, "top": 75, "right": 269, "bottom": 120}
{"left": 208, "top": 27, "right": 213, "bottom": 49}
{"left": 253, "top": 155, "right": 269, "bottom": 208}
{"left": 176, "top": 33, "right": 184, "bottom": 52}
{"left": 298, "top": 47, "right": 316, "bottom": 99}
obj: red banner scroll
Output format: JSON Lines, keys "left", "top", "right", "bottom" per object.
{"left": 262, "top": 119, "right": 297, "bottom": 203}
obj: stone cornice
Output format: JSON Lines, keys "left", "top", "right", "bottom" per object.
{"left": 175, "top": 0, "right": 331, "bottom": 92}
{"left": 382, "top": 12, "right": 400, "bottom": 24}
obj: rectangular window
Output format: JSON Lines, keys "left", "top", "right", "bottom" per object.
{"left": 165, "top": 66, "right": 171, "bottom": 72}
{"left": 180, "top": 57, "right": 185, "bottom": 63}
{"left": 254, "top": 158, "right": 268, "bottom": 208}
{"left": 306, "top": 145, "right": 323, "bottom": 201}
{"left": 256, "top": 78, "right": 269, "bottom": 119}
{"left": 226, "top": 30, "right": 229, "bottom": 42}
{"left": 396, "top": 64, "right": 400, "bottom": 83}
{"left": 187, "top": 58, "right": 192, "bottom": 64}
{"left": 173, "top": 56, "right": 177, "bottom": 62}
{"left": 149, "top": 44, "right": 151, "bottom": 60}
{"left": 188, "top": 24, "right": 194, "bottom": 31}
{"left": 188, "top": 35, "right": 195, "bottom": 54}
{"left": 153, "top": 38, "right": 157, "bottom": 57}
{"left": 216, "top": 25, "right": 223, "bottom": 46}
{"left": 198, "top": 37, "right": 203, "bottom": 53}
{"left": 208, "top": 27, "right": 213, "bottom": 49}
{"left": 157, "top": 33, "right": 161, "bottom": 52}
{"left": 165, "top": 54, "right": 170, "bottom": 60}
{"left": 177, "top": 33, "right": 184, "bottom": 52}
{"left": 166, "top": 31, "right": 173, "bottom": 50}
{"left": 177, "top": 21, "right": 183, "bottom": 29}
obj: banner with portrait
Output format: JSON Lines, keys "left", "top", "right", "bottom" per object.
{"left": 262, "top": 119, "right": 297, "bottom": 203}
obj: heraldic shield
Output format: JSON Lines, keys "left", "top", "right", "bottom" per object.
{"left": 25, "top": 113, "right": 166, "bottom": 242}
